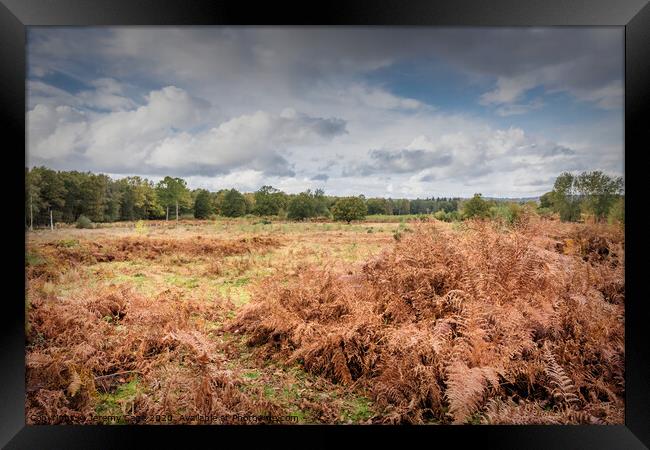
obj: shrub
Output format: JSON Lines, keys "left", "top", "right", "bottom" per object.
{"left": 433, "top": 210, "right": 460, "bottom": 222}
{"left": 135, "top": 220, "right": 148, "bottom": 234}
{"left": 75, "top": 215, "right": 94, "bottom": 229}
{"left": 490, "top": 203, "right": 522, "bottom": 226}
{"left": 462, "top": 194, "right": 491, "bottom": 219}
{"left": 608, "top": 197, "right": 624, "bottom": 224}
{"left": 558, "top": 201, "right": 582, "bottom": 222}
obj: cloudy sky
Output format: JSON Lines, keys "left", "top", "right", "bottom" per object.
{"left": 26, "top": 27, "right": 624, "bottom": 198}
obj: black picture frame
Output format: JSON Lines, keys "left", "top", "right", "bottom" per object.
{"left": 2, "top": 0, "right": 648, "bottom": 448}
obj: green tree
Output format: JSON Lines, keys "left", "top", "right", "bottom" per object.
{"left": 552, "top": 172, "right": 581, "bottom": 222}
{"left": 221, "top": 189, "right": 247, "bottom": 217}
{"left": 366, "top": 198, "right": 390, "bottom": 215}
{"left": 385, "top": 198, "right": 412, "bottom": 215}
{"left": 462, "top": 193, "right": 491, "bottom": 219}
{"left": 287, "top": 192, "right": 316, "bottom": 220}
{"left": 156, "top": 176, "right": 191, "bottom": 220}
{"left": 243, "top": 192, "right": 256, "bottom": 215}
{"left": 193, "top": 189, "right": 212, "bottom": 219}
{"left": 141, "top": 180, "right": 165, "bottom": 219}
{"left": 79, "top": 173, "right": 110, "bottom": 222}
{"left": 210, "top": 190, "right": 227, "bottom": 215}
{"left": 119, "top": 177, "right": 163, "bottom": 220}
{"left": 59, "top": 171, "right": 84, "bottom": 223}
{"left": 539, "top": 192, "right": 554, "bottom": 209}
{"left": 31, "top": 166, "right": 66, "bottom": 229}
{"left": 331, "top": 196, "right": 367, "bottom": 223}
{"left": 25, "top": 168, "right": 44, "bottom": 230}
{"left": 103, "top": 180, "right": 123, "bottom": 222}
{"left": 254, "top": 185, "right": 288, "bottom": 216}
{"left": 576, "top": 171, "right": 624, "bottom": 222}
{"left": 312, "top": 189, "right": 330, "bottom": 217}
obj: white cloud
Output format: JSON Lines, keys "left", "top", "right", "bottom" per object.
{"left": 341, "top": 84, "right": 424, "bottom": 110}
{"left": 480, "top": 75, "right": 539, "bottom": 105}
{"left": 28, "top": 86, "right": 347, "bottom": 178}
{"left": 28, "top": 78, "right": 137, "bottom": 112}
{"left": 27, "top": 104, "right": 88, "bottom": 161}
{"left": 78, "top": 78, "right": 137, "bottom": 111}
{"left": 571, "top": 80, "right": 623, "bottom": 110}
{"left": 26, "top": 27, "right": 623, "bottom": 197}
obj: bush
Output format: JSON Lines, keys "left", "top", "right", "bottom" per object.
{"left": 558, "top": 201, "right": 581, "bottom": 222}
{"left": 433, "top": 210, "right": 448, "bottom": 222}
{"left": 433, "top": 210, "right": 460, "bottom": 222}
{"left": 490, "top": 203, "right": 522, "bottom": 226}
{"left": 462, "top": 194, "right": 491, "bottom": 219}
{"left": 608, "top": 197, "right": 624, "bottom": 224}
{"left": 75, "top": 215, "right": 94, "bottom": 229}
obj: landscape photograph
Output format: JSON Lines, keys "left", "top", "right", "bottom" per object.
{"left": 25, "top": 27, "right": 625, "bottom": 425}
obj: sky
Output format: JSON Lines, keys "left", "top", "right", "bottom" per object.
{"left": 26, "top": 27, "right": 624, "bottom": 198}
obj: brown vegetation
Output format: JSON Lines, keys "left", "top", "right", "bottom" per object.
{"left": 25, "top": 217, "right": 624, "bottom": 424}
{"left": 228, "top": 218, "right": 624, "bottom": 424}
{"left": 27, "top": 235, "right": 281, "bottom": 280}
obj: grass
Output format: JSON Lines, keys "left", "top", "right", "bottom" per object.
{"left": 25, "top": 250, "right": 45, "bottom": 266}
{"left": 341, "top": 396, "right": 375, "bottom": 423}
{"left": 366, "top": 214, "right": 430, "bottom": 223}
{"left": 95, "top": 377, "right": 143, "bottom": 424}
{"left": 243, "top": 370, "right": 261, "bottom": 380}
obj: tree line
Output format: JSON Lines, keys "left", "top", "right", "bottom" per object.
{"left": 458, "top": 170, "right": 624, "bottom": 224}
{"left": 25, "top": 167, "right": 623, "bottom": 229}
{"left": 24, "top": 167, "right": 463, "bottom": 228}
{"left": 538, "top": 171, "right": 624, "bottom": 223}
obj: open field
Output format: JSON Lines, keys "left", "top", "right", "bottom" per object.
{"left": 25, "top": 216, "right": 625, "bottom": 424}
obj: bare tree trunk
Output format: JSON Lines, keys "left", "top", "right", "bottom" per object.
{"left": 50, "top": 209, "right": 53, "bottom": 231}
{"left": 29, "top": 192, "right": 33, "bottom": 231}
{"left": 176, "top": 201, "right": 179, "bottom": 221}
{"left": 166, "top": 206, "right": 169, "bottom": 221}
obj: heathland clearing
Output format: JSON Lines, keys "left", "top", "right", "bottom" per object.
{"left": 25, "top": 216, "right": 624, "bottom": 424}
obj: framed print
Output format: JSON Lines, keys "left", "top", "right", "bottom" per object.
{"left": 2, "top": 0, "right": 649, "bottom": 448}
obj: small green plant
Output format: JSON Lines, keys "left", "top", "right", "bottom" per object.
{"left": 58, "top": 238, "right": 79, "bottom": 248}
{"left": 341, "top": 396, "right": 374, "bottom": 423}
{"left": 134, "top": 220, "right": 148, "bottom": 234}
{"left": 243, "top": 370, "right": 260, "bottom": 379}
{"left": 95, "top": 377, "right": 142, "bottom": 423}
{"left": 25, "top": 250, "right": 45, "bottom": 266}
